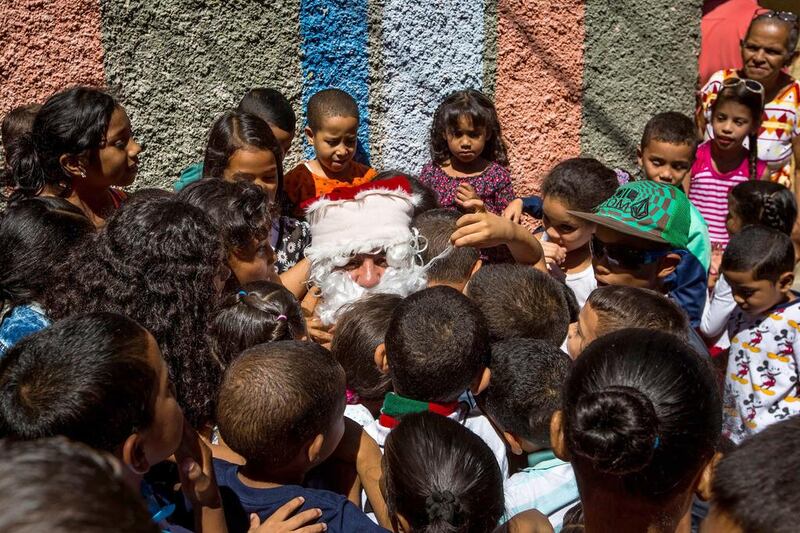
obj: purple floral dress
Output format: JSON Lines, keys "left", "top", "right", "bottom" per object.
{"left": 418, "top": 161, "right": 515, "bottom": 215}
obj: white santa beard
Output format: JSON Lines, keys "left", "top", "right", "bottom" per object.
{"left": 313, "top": 263, "right": 428, "bottom": 326}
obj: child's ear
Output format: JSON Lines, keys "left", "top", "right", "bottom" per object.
{"left": 696, "top": 451, "right": 724, "bottom": 501}
{"left": 304, "top": 126, "right": 315, "bottom": 145}
{"left": 374, "top": 343, "right": 390, "bottom": 375}
{"left": 550, "top": 411, "right": 570, "bottom": 461}
{"left": 470, "top": 367, "right": 491, "bottom": 395}
{"left": 469, "top": 258, "right": 483, "bottom": 279}
{"left": 306, "top": 433, "right": 325, "bottom": 465}
{"left": 636, "top": 146, "right": 643, "bottom": 168}
{"left": 778, "top": 271, "right": 795, "bottom": 293}
{"left": 656, "top": 253, "right": 681, "bottom": 280}
{"left": 503, "top": 431, "right": 525, "bottom": 456}
{"left": 121, "top": 433, "right": 151, "bottom": 475}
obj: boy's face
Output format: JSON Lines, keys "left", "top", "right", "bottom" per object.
{"left": 223, "top": 148, "right": 279, "bottom": 203}
{"left": 723, "top": 268, "right": 793, "bottom": 316}
{"left": 141, "top": 332, "right": 184, "bottom": 466}
{"left": 638, "top": 139, "right": 693, "bottom": 187}
{"left": 305, "top": 115, "right": 358, "bottom": 177}
{"left": 228, "top": 238, "right": 279, "bottom": 286}
{"left": 566, "top": 303, "right": 600, "bottom": 359}
{"left": 543, "top": 196, "right": 594, "bottom": 252}
{"left": 592, "top": 225, "right": 678, "bottom": 290}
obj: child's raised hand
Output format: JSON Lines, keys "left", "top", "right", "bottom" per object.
{"left": 541, "top": 241, "right": 567, "bottom": 266}
{"left": 456, "top": 183, "right": 486, "bottom": 214}
{"left": 451, "top": 211, "right": 516, "bottom": 249}
{"left": 247, "top": 497, "right": 327, "bottom": 532}
{"left": 175, "top": 422, "right": 222, "bottom": 510}
{"left": 503, "top": 198, "right": 524, "bottom": 223}
{"left": 306, "top": 316, "right": 334, "bottom": 348}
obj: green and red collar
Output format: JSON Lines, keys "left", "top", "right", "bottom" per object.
{"left": 378, "top": 392, "right": 460, "bottom": 429}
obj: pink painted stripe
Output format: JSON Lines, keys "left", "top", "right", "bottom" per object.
{"left": 0, "top": 0, "right": 105, "bottom": 118}
{"left": 494, "top": 0, "right": 584, "bottom": 196}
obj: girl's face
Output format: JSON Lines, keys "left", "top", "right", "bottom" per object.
{"left": 741, "top": 21, "right": 793, "bottom": 84}
{"left": 567, "top": 303, "right": 600, "bottom": 359}
{"left": 223, "top": 148, "right": 279, "bottom": 203}
{"left": 711, "top": 100, "right": 756, "bottom": 152}
{"left": 542, "top": 195, "right": 595, "bottom": 252}
{"left": 228, "top": 238, "right": 279, "bottom": 286}
{"left": 141, "top": 331, "right": 184, "bottom": 465}
{"left": 726, "top": 196, "right": 744, "bottom": 235}
{"left": 445, "top": 115, "right": 487, "bottom": 164}
{"left": 84, "top": 106, "right": 141, "bottom": 189}
{"left": 270, "top": 125, "right": 294, "bottom": 156}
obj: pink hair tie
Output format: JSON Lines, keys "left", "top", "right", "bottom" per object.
{"left": 277, "top": 314, "right": 288, "bottom": 321}
{"left": 345, "top": 388, "right": 360, "bottom": 405}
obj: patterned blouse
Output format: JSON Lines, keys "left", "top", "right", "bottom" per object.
{"left": 418, "top": 161, "right": 515, "bottom": 215}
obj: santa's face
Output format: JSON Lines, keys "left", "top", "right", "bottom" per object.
{"left": 338, "top": 253, "right": 389, "bottom": 288}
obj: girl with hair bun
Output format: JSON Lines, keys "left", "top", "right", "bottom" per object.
{"left": 553, "top": 328, "right": 721, "bottom": 533}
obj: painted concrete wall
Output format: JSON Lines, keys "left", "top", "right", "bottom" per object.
{"left": 1, "top": 1, "right": 704, "bottom": 194}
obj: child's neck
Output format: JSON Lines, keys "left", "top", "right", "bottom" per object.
{"left": 710, "top": 141, "right": 748, "bottom": 175}
{"left": 443, "top": 156, "right": 489, "bottom": 177}
{"left": 238, "top": 462, "right": 307, "bottom": 489}
{"left": 43, "top": 184, "right": 115, "bottom": 227}
{"left": 561, "top": 243, "right": 593, "bottom": 274}
{"left": 308, "top": 158, "right": 354, "bottom": 181}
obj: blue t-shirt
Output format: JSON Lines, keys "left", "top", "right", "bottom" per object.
{"left": 213, "top": 459, "right": 386, "bottom": 533}
{"left": 0, "top": 303, "right": 50, "bottom": 357}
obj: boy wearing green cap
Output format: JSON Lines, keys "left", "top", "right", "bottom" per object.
{"left": 570, "top": 180, "right": 709, "bottom": 334}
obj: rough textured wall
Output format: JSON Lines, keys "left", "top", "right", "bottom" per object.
{"left": 0, "top": 0, "right": 105, "bottom": 118}
{"left": 299, "top": 0, "right": 371, "bottom": 164}
{"left": 580, "top": 0, "right": 703, "bottom": 172}
{"left": 370, "top": 0, "right": 487, "bottom": 174}
{"left": 99, "top": 0, "right": 303, "bottom": 189}
{"left": 495, "top": 0, "right": 584, "bottom": 197}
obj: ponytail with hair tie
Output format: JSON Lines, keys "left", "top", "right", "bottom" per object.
{"left": 425, "top": 490, "right": 464, "bottom": 526}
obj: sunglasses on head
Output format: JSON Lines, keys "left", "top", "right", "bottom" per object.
{"left": 590, "top": 235, "right": 670, "bottom": 270}
{"left": 722, "top": 77, "right": 765, "bottom": 98}
{"left": 754, "top": 10, "right": 799, "bottom": 25}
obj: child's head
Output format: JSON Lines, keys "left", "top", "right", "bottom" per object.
{"left": 237, "top": 88, "right": 296, "bottom": 155}
{"left": 568, "top": 286, "right": 689, "bottom": 358}
{"left": 9, "top": 87, "right": 141, "bottom": 198}
{"left": 210, "top": 281, "right": 306, "bottom": 367}
{"left": 721, "top": 225, "right": 795, "bottom": 315}
{"left": 555, "top": 329, "right": 720, "bottom": 526}
{"left": 727, "top": 180, "right": 797, "bottom": 236}
{"left": 1, "top": 103, "right": 41, "bottom": 184}
{"left": 305, "top": 88, "right": 360, "bottom": 176}
{"left": 49, "top": 196, "right": 225, "bottom": 430}
{"left": 0, "top": 196, "right": 92, "bottom": 308}
{"left": 710, "top": 79, "right": 765, "bottom": 180}
{"left": 383, "top": 411, "right": 504, "bottom": 533}
{"left": 541, "top": 158, "right": 619, "bottom": 253}
{"left": 0, "top": 437, "right": 158, "bottom": 533}
{"left": 202, "top": 110, "right": 283, "bottom": 204}
{"left": 216, "top": 340, "right": 346, "bottom": 475}
{"left": 638, "top": 112, "right": 698, "bottom": 187}
{"left": 572, "top": 181, "right": 690, "bottom": 291}
{"left": 466, "top": 264, "right": 570, "bottom": 345}
{"left": 0, "top": 313, "right": 183, "bottom": 473}
{"left": 413, "top": 208, "right": 480, "bottom": 291}
{"left": 178, "top": 178, "right": 275, "bottom": 286}
{"left": 483, "top": 339, "right": 571, "bottom": 453}
{"left": 330, "top": 293, "right": 400, "bottom": 404}
{"left": 382, "top": 286, "right": 489, "bottom": 403}
{"left": 704, "top": 416, "right": 800, "bottom": 533}
{"left": 429, "top": 89, "right": 508, "bottom": 167}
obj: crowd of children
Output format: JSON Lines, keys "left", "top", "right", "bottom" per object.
{"left": 0, "top": 8, "right": 799, "bottom": 533}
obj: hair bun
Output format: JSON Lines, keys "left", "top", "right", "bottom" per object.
{"left": 571, "top": 386, "right": 658, "bottom": 475}
{"left": 425, "top": 490, "right": 464, "bottom": 525}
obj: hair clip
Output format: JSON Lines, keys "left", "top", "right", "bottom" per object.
{"left": 238, "top": 290, "right": 247, "bottom": 297}
{"left": 653, "top": 436, "right": 661, "bottom": 450}
{"left": 277, "top": 314, "right": 288, "bottom": 321}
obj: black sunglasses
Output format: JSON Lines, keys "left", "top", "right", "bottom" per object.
{"left": 590, "top": 235, "right": 670, "bottom": 270}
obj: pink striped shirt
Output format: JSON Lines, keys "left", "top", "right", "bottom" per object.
{"left": 688, "top": 141, "right": 766, "bottom": 247}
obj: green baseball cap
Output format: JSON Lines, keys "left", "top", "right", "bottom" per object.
{"left": 569, "top": 180, "right": 690, "bottom": 249}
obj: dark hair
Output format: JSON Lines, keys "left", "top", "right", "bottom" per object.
{"left": 711, "top": 85, "right": 764, "bottom": 180}
{"left": 0, "top": 197, "right": 92, "bottom": 308}
{"left": 374, "top": 170, "right": 439, "bottom": 217}
{"left": 306, "top": 88, "right": 359, "bottom": 131}
{"left": 414, "top": 209, "right": 479, "bottom": 284}
{"left": 586, "top": 286, "right": 689, "bottom": 341}
{"left": 467, "top": 264, "right": 570, "bottom": 345}
{"left": 383, "top": 412, "right": 504, "bottom": 533}
{"left": 721, "top": 225, "right": 794, "bottom": 282}
{"left": 0, "top": 437, "right": 158, "bottom": 533}
{"left": 210, "top": 281, "right": 306, "bottom": 368}
{"left": 541, "top": 158, "right": 619, "bottom": 212}
{"left": 484, "top": 339, "right": 571, "bottom": 447}
{"left": 216, "top": 340, "right": 345, "bottom": 470}
{"left": 0, "top": 313, "right": 157, "bottom": 453}
{"left": 747, "top": 13, "right": 800, "bottom": 60}
{"left": 711, "top": 415, "right": 800, "bottom": 533}
{"left": 640, "top": 112, "right": 699, "bottom": 155}
{"left": 429, "top": 89, "right": 508, "bottom": 166}
{"left": 237, "top": 88, "right": 296, "bottom": 134}
{"left": 126, "top": 187, "right": 173, "bottom": 203}
{"left": 385, "top": 286, "right": 489, "bottom": 403}
{"left": 9, "top": 87, "right": 116, "bottom": 198}
{"left": 1, "top": 103, "right": 41, "bottom": 189}
{"left": 48, "top": 197, "right": 224, "bottom": 429}
{"left": 563, "top": 329, "right": 721, "bottom": 498}
{"left": 201, "top": 110, "right": 284, "bottom": 212}
{"left": 178, "top": 178, "right": 271, "bottom": 253}
{"left": 330, "top": 293, "right": 400, "bottom": 401}
{"left": 730, "top": 180, "right": 797, "bottom": 236}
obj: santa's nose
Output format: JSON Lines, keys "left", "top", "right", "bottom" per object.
{"left": 351, "top": 257, "right": 384, "bottom": 288}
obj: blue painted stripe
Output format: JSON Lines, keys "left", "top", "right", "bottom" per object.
{"left": 376, "top": 0, "right": 486, "bottom": 173}
{"left": 299, "top": 0, "right": 371, "bottom": 164}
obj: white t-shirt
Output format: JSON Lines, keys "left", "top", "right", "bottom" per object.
{"left": 541, "top": 235, "right": 596, "bottom": 309}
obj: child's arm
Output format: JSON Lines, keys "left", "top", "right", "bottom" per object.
{"left": 175, "top": 423, "right": 226, "bottom": 533}
{"left": 279, "top": 258, "right": 310, "bottom": 300}
{"left": 451, "top": 211, "right": 545, "bottom": 269}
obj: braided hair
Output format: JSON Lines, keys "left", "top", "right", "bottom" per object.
{"left": 730, "top": 180, "right": 797, "bottom": 236}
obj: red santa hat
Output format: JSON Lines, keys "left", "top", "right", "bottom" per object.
{"left": 301, "top": 177, "right": 417, "bottom": 263}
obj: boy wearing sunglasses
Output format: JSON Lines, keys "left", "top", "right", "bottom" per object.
{"left": 571, "top": 181, "right": 708, "bottom": 340}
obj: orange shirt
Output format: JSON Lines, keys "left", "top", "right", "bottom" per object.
{"left": 284, "top": 161, "right": 377, "bottom": 216}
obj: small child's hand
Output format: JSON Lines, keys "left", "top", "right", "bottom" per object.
{"left": 503, "top": 198, "right": 524, "bottom": 223}
{"left": 456, "top": 183, "right": 486, "bottom": 214}
{"left": 248, "top": 497, "right": 327, "bottom": 532}
{"left": 541, "top": 241, "right": 567, "bottom": 266}
{"left": 451, "top": 212, "right": 516, "bottom": 249}
{"left": 306, "top": 316, "right": 334, "bottom": 348}
{"left": 175, "top": 422, "right": 222, "bottom": 510}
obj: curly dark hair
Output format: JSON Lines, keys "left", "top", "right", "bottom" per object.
{"left": 48, "top": 196, "right": 225, "bottom": 429}
{"left": 429, "top": 89, "right": 508, "bottom": 167}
